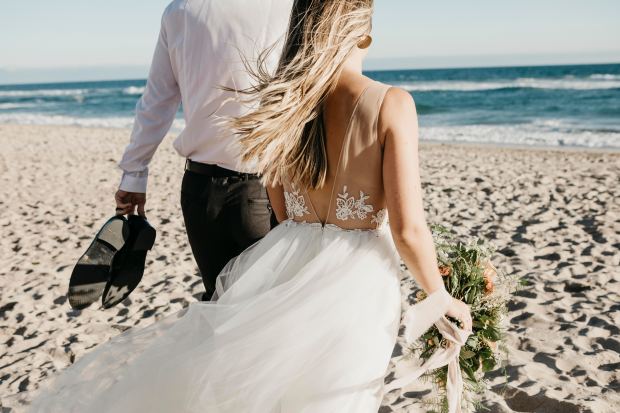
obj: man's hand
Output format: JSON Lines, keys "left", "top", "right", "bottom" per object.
{"left": 115, "top": 190, "right": 147, "bottom": 217}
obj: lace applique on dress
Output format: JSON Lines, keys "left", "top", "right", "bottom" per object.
{"left": 334, "top": 186, "right": 388, "bottom": 229}
{"left": 371, "top": 208, "right": 388, "bottom": 229}
{"left": 335, "top": 186, "right": 374, "bottom": 221}
{"left": 284, "top": 186, "right": 310, "bottom": 219}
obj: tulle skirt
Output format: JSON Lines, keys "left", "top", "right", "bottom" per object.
{"left": 28, "top": 220, "right": 403, "bottom": 413}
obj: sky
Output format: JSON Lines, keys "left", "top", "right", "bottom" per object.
{"left": 0, "top": 0, "right": 619, "bottom": 84}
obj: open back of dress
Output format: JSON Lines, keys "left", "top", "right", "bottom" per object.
{"left": 282, "top": 81, "right": 391, "bottom": 230}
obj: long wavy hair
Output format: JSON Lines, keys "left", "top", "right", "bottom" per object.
{"left": 229, "top": 0, "right": 373, "bottom": 189}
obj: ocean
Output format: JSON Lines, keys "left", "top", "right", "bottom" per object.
{"left": 1, "top": 63, "right": 619, "bottom": 149}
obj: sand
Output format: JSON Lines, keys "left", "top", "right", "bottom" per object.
{"left": 0, "top": 124, "right": 618, "bottom": 412}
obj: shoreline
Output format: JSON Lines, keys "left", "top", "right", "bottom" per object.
{"left": 421, "top": 138, "right": 620, "bottom": 154}
{"left": 3, "top": 122, "right": 620, "bottom": 155}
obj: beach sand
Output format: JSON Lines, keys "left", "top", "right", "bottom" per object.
{"left": 0, "top": 124, "right": 618, "bottom": 412}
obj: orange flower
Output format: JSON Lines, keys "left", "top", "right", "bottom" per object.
{"left": 483, "top": 260, "right": 497, "bottom": 284}
{"left": 438, "top": 265, "right": 451, "bottom": 277}
{"left": 483, "top": 260, "right": 497, "bottom": 295}
{"left": 427, "top": 339, "right": 434, "bottom": 346}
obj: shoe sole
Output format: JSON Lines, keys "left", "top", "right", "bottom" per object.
{"left": 68, "top": 218, "right": 128, "bottom": 310}
{"left": 101, "top": 223, "right": 156, "bottom": 308}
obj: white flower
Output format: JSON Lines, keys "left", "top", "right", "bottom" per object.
{"left": 354, "top": 191, "right": 373, "bottom": 219}
{"left": 335, "top": 187, "right": 355, "bottom": 220}
{"left": 335, "top": 186, "right": 375, "bottom": 222}
{"left": 371, "top": 208, "right": 388, "bottom": 228}
{"left": 284, "top": 187, "right": 309, "bottom": 219}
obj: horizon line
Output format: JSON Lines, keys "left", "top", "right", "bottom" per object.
{"left": 1, "top": 60, "right": 619, "bottom": 87}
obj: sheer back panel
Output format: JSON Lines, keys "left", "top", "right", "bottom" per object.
{"left": 283, "top": 81, "right": 391, "bottom": 230}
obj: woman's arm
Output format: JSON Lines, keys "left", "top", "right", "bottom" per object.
{"left": 267, "top": 184, "right": 288, "bottom": 223}
{"left": 381, "top": 88, "right": 445, "bottom": 294}
{"left": 380, "top": 87, "right": 471, "bottom": 330}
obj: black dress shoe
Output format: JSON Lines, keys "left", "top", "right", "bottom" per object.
{"left": 68, "top": 216, "right": 129, "bottom": 310}
{"left": 101, "top": 215, "right": 156, "bottom": 308}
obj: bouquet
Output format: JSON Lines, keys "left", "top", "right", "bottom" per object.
{"left": 409, "top": 225, "right": 523, "bottom": 412}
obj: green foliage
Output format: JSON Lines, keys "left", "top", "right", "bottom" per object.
{"left": 408, "top": 225, "right": 521, "bottom": 412}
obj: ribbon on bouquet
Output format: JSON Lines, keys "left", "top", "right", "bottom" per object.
{"left": 384, "top": 288, "right": 472, "bottom": 413}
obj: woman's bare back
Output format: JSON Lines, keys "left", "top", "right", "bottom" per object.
{"left": 281, "top": 75, "right": 391, "bottom": 230}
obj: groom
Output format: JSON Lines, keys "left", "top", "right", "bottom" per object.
{"left": 114, "top": 0, "right": 293, "bottom": 300}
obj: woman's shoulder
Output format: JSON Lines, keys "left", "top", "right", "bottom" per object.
{"left": 363, "top": 77, "right": 412, "bottom": 100}
{"left": 377, "top": 84, "right": 418, "bottom": 143}
{"left": 358, "top": 77, "right": 416, "bottom": 115}
{"left": 350, "top": 78, "right": 415, "bottom": 115}
{"left": 381, "top": 84, "right": 415, "bottom": 108}
{"left": 379, "top": 84, "right": 417, "bottom": 120}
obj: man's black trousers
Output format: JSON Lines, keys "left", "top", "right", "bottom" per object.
{"left": 180, "top": 165, "right": 276, "bottom": 300}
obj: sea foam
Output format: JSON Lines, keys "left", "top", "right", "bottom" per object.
{"left": 395, "top": 76, "right": 620, "bottom": 92}
{"left": 0, "top": 113, "right": 185, "bottom": 133}
{"left": 421, "top": 124, "right": 620, "bottom": 149}
{"left": 122, "top": 86, "right": 146, "bottom": 95}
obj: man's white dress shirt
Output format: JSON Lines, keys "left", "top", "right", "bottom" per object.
{"left": 118, "top": 0, "right": 293, "bottom": 193}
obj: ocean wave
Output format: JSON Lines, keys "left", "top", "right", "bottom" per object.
{"left": 0, "top": 89, "right": 89, "bottom": 98}
{"left": 421, "top": 124, "right": 620, "bottom": 149}
{"left": 590, "top": 74, "right": 620, "bottom": 80}
{"left": 122, "top": 86, "right": 146, "bottom": 95}
{"left": 0, "top": 86, "right": 144, "bottom": 98}
{"left": 395, "top": 76, "right": 620, "bottom": 92}
{"left": 0, "top": 113, "right": 185, "bottom": 132}
{"left": 0, "top": 102, "right": 38, "bottom": 109}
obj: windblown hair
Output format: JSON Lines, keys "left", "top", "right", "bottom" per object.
{"left": 230, "top": 0, "right": 374, "bottom": 189}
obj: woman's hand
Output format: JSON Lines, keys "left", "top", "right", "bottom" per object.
{"left": 446, "top": 298, "right": 472, "bottom": 331}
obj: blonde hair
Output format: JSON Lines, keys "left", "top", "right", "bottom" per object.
{"left": 230, "top": 0, "right": 373, "bottom": 189}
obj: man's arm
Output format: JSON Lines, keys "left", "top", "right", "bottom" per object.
{"left": 118, "top": 8, "right": 181, "bottom": 195}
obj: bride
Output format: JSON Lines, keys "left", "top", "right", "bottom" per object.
{"left": 29, "top": 0, "right": 472, "bottom": 412}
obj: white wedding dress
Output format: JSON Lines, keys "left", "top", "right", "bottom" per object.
{"left": 28, "top": 81, "right": 460, "bottom": 413}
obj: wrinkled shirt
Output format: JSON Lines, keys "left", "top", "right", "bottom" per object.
{"left": 118, "top": 0, "right": 293, "bottom": 192}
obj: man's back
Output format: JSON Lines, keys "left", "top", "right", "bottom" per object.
{"left": 166, "top": 0, "right": 293, "bottom": 168}
{"left": 119, "top": 0, "right": 293, "bottom": 192}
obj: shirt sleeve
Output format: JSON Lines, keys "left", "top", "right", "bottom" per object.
{"left": 118, "top": 10, "right": 181, "bottom": 193}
